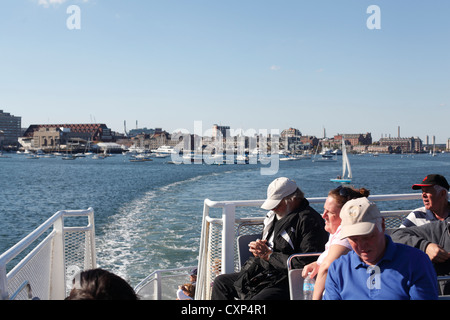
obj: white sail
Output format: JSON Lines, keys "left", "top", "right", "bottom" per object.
{"left": 341, "top": 138, "right": 352, "bottom": 179}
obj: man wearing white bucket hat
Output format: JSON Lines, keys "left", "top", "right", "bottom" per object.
{"left": 211, "top": 177, "right": 328, "bottom": 300}
{"left": 323, "top": 197, "right": 438, "bottom": 300}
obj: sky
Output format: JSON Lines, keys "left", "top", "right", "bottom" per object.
{"left": 0, "top": 0, "right": 449, "bottom": 143}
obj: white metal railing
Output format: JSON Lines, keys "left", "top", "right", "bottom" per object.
{"left": 0, "top": 208, "right": 96, "bottom": 300}
{"left": 195, "top": 193, "right": 429, "bottom": 300}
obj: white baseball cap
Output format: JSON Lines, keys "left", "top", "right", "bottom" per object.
{"left": 339, "top": 197, "right": 382, "bottom": 239}
{"left": 261, "top": 177, "right": 298, "bottom": 210}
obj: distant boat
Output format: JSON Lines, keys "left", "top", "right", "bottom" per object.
{"left": 151, "top": 145, "right": 176, "bottom": 154}
{"left": 330, "top": 139, "right": 352, "bottom": 184}
{"left": 129, "top": 154, "right": 153, "bottom": 162}
{"left": 62, "top": 155, "right": 76, "bottom": 160}
{"left": 312, "top": 144, "right": 337, "bottom": 162}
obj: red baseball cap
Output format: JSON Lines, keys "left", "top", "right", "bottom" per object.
{"left": 412, "top": 174, "right": 449, "bottom": 190}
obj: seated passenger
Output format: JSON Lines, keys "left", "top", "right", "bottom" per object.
{"left": 401, "top": 174, "right": 449, "bottom": 227}
{"left": 302, "top": 185, "right": 369, "bottom": 299}
{"left": 176, "top": 283, "right": 195, "bottom": 300}
{"left": 324, "top": 197, "right": 438, "bottom": 300}
{"left": 211, "top": 177, "right": 328, "bottom": 300}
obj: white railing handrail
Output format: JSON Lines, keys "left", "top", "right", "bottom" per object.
{"left": 0, "top": 208, "right": 94, "bottom": 268}
{"left": 0, "top": 208, "right": 95, "bottom": 300}
{"left": 204, "top": 193, "right": 427, "bottom": 209}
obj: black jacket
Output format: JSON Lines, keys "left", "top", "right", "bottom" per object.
{"left": 234, "top": 198, "right": 328, "bottom": 299}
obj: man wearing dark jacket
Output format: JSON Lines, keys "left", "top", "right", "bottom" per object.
{"left": 211, "top": 177, "right": 328, "bottom": 300}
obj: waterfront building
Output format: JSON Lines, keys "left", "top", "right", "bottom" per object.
{"left": 130, "top": 128, "right": 179, "bottom": 151}
{"left": 127, "top": 127, "right": 155, "bottom": 138}
{"left": 281, "top": 128, "right": 303, "bottom": 151}
{"left": 334, "top": 133, "right": 372, "bottom": 146}
{"left": 32, "top": 127, "right": 62, "bottom": 150}
{"left": 212, "top": 124, "right": 231, "bottom": 140}
{"left": 367, "top": 145, "right": 392, "bottom": 153}
{"left": 24, "top": 124, "right": 113, "bottom": 143}
{"left": 379, "top": 136, "right": 422, "bottom": 153}
{"left": 299, "top": 136, "right": 319, "bottom": 149}
{"left": 0, "top": 110, "right": 21, "bottom": 145}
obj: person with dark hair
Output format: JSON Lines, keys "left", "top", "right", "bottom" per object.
{"left": 302, "top": 185, "right": 370, "bottom": 299}
{"left": 66, "top": 268, "right": 138, "bottom": 300}
{"left": 211, "top": 177, "right": 328, "bottom": 300}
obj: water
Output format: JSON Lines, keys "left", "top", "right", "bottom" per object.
{"left": 1, "top": 152, "right": 449, "bottom": 286}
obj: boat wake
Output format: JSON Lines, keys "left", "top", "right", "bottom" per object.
{"left": 95, "top": 172, "right": 231, "bottom": 285}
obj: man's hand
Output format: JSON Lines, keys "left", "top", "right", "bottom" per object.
{"left": 249, "top": 239, "right": 272, "bottom": 261}
{"left": 425, "top": 243, "right": 450, "bottom": 263}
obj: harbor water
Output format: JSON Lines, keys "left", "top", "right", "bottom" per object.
{"left": 1, "top": 152, "right": 449, "bottom": 287}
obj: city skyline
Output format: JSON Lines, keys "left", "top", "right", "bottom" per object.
{"left": 1, "top": 1, "right": 449, "bottom": 143}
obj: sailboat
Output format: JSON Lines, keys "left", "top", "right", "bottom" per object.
{"left": 330, "top": 138, "right": 352, "bottom": 184}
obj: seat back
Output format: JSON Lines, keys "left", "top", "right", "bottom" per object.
{"left": 288, "top": 268, "right": 305, "bottom": 300}
{"left": 287, "top": 253, "right": 321, "bottom": 300}
{"left": 237, "top": 234, "right": 260, "bottom": 268}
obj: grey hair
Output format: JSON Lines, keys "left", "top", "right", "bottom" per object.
{"left": 434, "top": 185, "right": 449, "bottom": 201}
{"left": 375, "top": 218, "right": 384, "bottom": 233}
{"left": 285, "top": 188, "right": 305, "bottom": 202}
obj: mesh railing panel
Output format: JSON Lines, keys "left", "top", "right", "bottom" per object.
{"left": 7, "top": 237, "right": 53, "bottom": 300}
{"left": 64, "top": 230, "right": 95, "bottom": 295}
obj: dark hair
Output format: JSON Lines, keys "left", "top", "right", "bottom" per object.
{"left": 329, "top": 186, "right": 370, "bottom": 208}
{"left": 66, "top": 268, "right": 138, "bottom": 300}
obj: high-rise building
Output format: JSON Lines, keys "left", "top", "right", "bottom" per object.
{"left": 212, "top": 124, "right": 230, "bottom": 140}
{"left": 0, "top": 110, "right": 21, "bottom": 145}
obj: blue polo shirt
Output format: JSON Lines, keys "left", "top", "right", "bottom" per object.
{"left": 323, "top": 236, "right": 438, "bottom": 300}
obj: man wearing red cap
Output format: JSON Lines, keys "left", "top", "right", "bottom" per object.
{"left": 392, "top": 175, "right": 450, "bottom": 295}
{"left": 401, "top": 174, "right": 450, "bottom": 227}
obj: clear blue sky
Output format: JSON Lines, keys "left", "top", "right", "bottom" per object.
{"left": 1, "top": 0, "right": 449, "bottom": 143}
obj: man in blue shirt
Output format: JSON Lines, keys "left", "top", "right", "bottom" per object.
{"left": 323, "top": 197, "right": 438, "bottom": 300}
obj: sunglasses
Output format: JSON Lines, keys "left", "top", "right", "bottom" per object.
{"left": 335, "top": 185, "right": 353, "bottom": 198}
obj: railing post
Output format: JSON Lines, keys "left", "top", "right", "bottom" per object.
{"left": 0, "top": 265, "right": 8, "bottom": 300}
{"left": 87, "top": 208, "right": 97, "bottom": 269}
{"left": 222, "top": 203, "right": 236, "bottom": 274}
{"left": 154, "top": 271, "right": 162, "bottom": 300}
{"left": 49, "top": 213, "right": 66, "bottom": 300}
